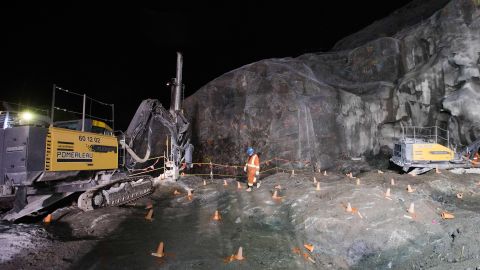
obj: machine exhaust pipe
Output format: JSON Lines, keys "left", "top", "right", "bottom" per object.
{"left": 170, "top": 52, "right": 183, "bottom": 113}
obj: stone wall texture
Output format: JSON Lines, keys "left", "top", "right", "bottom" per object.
{"left": 184, "top": 0, "right": 480, "bottom": 171}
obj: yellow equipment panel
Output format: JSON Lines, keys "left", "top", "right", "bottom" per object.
{"left": 412, "top": 143, "right": 454, "bottom": 161}
{"left": 45, "top": 127, "right": 118, "bottom": 171}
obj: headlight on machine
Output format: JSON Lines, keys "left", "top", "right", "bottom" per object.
{"left": 20, "top": 111, "right": 34, "bottom": 121}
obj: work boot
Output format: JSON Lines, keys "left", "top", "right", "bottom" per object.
{"left": 246, "top": 186, "right": 252, "bottom": 192}
{"left": 256, "top": 181, "right": 261, "bottom": 188}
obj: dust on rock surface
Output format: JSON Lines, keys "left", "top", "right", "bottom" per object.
{"left": 2, "top": 171, "right": 480, "bottom": 269}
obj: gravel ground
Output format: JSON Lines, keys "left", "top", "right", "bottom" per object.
{"left": 1, "top": 169, "right": 480, "bottom": 269}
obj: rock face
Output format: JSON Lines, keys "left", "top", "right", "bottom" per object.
{"left": 332, "top": 0, "right": 451, "bottom": 51}
{"left": 184, "top": 0, "right": 480, "bottom": 170}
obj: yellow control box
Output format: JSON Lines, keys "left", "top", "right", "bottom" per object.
{"left": 45, "top": 127, "right": 118, "bottom": 171}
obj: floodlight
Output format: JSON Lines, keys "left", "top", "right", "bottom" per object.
{"left": 20, "top": 111, "right": 34, "bottom": 121}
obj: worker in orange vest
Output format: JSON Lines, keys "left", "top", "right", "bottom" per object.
{"left": 244, "top": 147, "right": 260, "bottom": 192}
{"left": 473, "top": 151, "right": 479, "bottom": 165}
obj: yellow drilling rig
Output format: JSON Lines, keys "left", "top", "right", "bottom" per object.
{"left": 391, "top": 125, "right": 480, "bottom": 175}
{"left": 0, "top": 53, "right": 193, "bottom": 221}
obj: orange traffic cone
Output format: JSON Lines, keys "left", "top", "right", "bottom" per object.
{"left": 346, "top": 202, "right": 352, "bottom": 212}
{"left": 235, "top": 247, "right": 245, "bottom": 260}
{"left": 213, "top": 210, "right": 221, "bottom": 221}
{"left": 43, "top": 214, "right": 52, "bottom": 223}
{"left": 407, "top": 203, "right": 415, "bottom": 214}
{"left": 224, "top": 180, "right": 228, "bottom": 186}
{"left": 303, "top": 253, "right": 316, "bottom": 263}
{"left": 145, "top": 202, "right": 153, "bottom": 210}
{"left": 272, "top": 190, "right": 282, "bottom": 199}
{"left": 323, "top": 170, "right": 327, "bottom": 176}
{"left": 151, "top": 241, "right": 165, "bottom": 257}
{"left": 203, "top": 180, "right": 207, "bottom": 186}
{"left": 316, "top": 182, "right": 320, "bottom": 191}
{"left": 407, "top": 185, "right": 414, "bottom": 193}
{"left": 391, "top": 178, "right": 395, "bottom": 186}
{"left": 237, "top": 182, "right": 242, "bottom": 189}
{"left": 145, "top": 209, "right": 154, "bottom": 221}
{"left": 356, "top": 178, "right": 360, "bottom": 185}
{"left": 313, "top": 177, "right": 317, "bottom": 183}
{"left": 304, "top": 244, "right": 314, "bottom": 252}
{"left": 385, "top": 188, "right": 391, "bottom": 198}
{"left": 441, "top": 211, "right": 454, "bottom": 219}
{"left": 173, "top": 189, "right": 181, "bottom": 195}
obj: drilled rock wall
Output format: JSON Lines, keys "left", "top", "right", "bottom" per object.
{"left": 184, "top": 0, "right": 480, "bottom": 170}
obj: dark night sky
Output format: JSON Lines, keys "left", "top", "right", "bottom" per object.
{"left": 0, "top": 2, "right": 413, "bottom": 130}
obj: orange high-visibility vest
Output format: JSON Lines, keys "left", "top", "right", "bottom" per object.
{"left": 246, "top": 154, "right": 260, "bottom": 186}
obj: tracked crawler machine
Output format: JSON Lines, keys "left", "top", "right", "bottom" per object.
{"left": 0, "top": 53, "right": 193, "bottom": 221}
{"left": 390, "top": 125, "right": 480, "bottom": 175}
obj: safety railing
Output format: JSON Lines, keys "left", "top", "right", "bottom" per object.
{"left": 51, "top": 84, "right": 115, "bottom": 131}
{"left": 401, "top": 126, "right": 450, "bottom": 148}
{"left": 126, "top": 155, "right": 316, "bottom": 180}
{"left": 183, "top": 157, "right": 313, "bottom": 179}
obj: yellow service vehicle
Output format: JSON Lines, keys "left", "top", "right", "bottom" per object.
{"left": 390, "top": 126, "right": 479, "bottom": 174}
